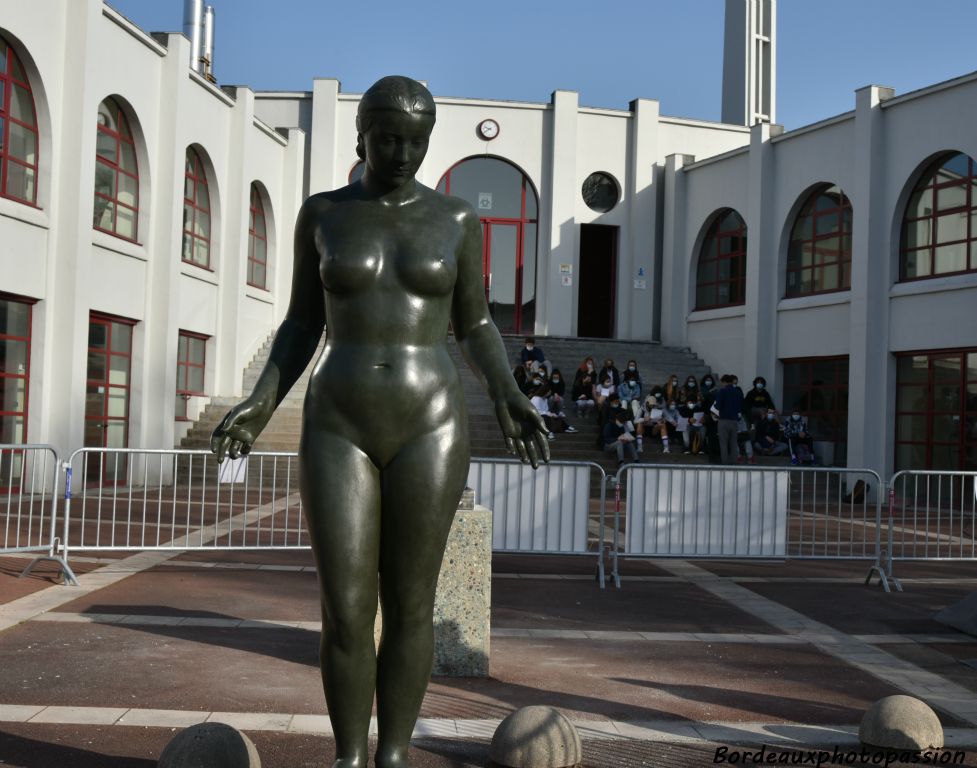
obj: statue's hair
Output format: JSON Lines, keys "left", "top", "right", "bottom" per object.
{"left": 355, "top": 76, "right": 436, "bottom": 160}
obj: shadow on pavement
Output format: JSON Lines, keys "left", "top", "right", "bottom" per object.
{"left": 0, "top": 729, "right": 156, "bottom": 768}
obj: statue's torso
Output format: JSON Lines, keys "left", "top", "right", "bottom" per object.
{"left": 302, "top": 188, "right": 470, "bottom": 460}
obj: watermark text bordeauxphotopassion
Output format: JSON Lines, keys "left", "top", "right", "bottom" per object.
{"left": 714, "top": 745, "right": 966, "bottom": 766}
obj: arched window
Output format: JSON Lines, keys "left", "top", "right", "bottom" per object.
{"left": 182, "top": 147, "right": 211, "bottom": 268}
{"left": 0, "top": 37, "right": 39, "bottom": 205}
{"left": 901, "top": 152, "right": 977, "bottom": 280}
{"left": 93, "top": 98, "right": 138, "bottom": 239}
{"left": 437, "top": 157, "right": 538, "bottom": 334}
{"left": 696, "top": 209, "right": 746, "bottom": 310}
{"left": 247, "top": 183, "right": 268, "bottom": 289}
{"left": 786, "top": 185, "right": 852, "bottom": 297}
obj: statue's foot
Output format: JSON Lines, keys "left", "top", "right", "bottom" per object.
{"left": 375, "top": 744, "right": 409, "bottom": 768}
{"left": 332, "top": 757, "right": 367, "bottom": 768}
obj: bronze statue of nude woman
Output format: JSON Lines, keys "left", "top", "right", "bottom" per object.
{"left": 210, "top": 76, "right": 550, "bottom": 768}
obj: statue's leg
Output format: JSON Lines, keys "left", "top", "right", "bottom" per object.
{"left": 374, "top": 421, "right": 470, "bottom": 768}
{"left": 301, "top": 430, "right": 381, "bottom": 768}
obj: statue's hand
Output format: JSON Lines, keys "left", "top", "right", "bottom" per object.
{"left": 210, "top": 391, "right": 276, "bottom": 463}
{"left": 494, "top": 391, "right": 551, "bottom": 469}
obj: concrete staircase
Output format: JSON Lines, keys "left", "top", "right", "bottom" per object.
{"left": 180, "top": 332, "right": 718, "bottom": 481}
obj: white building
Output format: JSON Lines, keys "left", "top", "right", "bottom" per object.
{"left": 1, "top": 0, "right": 974, "bottom": 481}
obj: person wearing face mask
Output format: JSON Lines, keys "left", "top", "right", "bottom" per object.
{"left": 782, "top": 409, "right": 815, "bottom": 465}
{"left": 678, "top": 396, "right": 706, "bottom": 454}
{"left": 572, "top": 359, "right": 597, "bottom": 418}
{"left": 519, "top": 336, "right": 551, "bottom": 378}
{"left": 744, "top": 377, "right": 776, "bottom": 427}
{"left": 753, "top": 408, "right": 788, "bottom": 457}
{"left": 680, "top": 376, "right": 699, "bottom": 404}
{"left": 699, "top": 374, "right": 720, "bottom": 462}
{"left": 598, "top": 359, "right": 621, "bottom": 388}
{"left": 549, "top": 368, "right": 566, "bottom": 408}
{"left": 662, "top": 373, "right": 682, "bottom": 404}
{"left": 618, "top": 369, "right": 643, "bottom": 419}
{"left": 625, "top": 360, "right": 642, "bottom": 387}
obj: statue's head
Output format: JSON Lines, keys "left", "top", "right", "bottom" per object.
{"left": 355, "top": 77, "right": 436, "bottom": 188}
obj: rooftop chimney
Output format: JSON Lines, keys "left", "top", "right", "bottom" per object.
{"left": 202, "top": 5, "right": 216, "bottom": 82}
{"left": 183, "top": 0, "right": 204, "bottom": 74}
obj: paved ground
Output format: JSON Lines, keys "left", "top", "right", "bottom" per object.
{"left": 1, "top": 550, "right": 976, "bottom": 767}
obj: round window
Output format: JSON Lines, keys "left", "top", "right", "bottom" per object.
{"left": 582, "top": 172, "right": 619, "bottom": 213}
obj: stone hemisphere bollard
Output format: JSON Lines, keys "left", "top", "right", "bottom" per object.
{"left": 490, "top": 706, "right": 582, "bottom": 768}
{"left": 158, "top": 722, "right": 261, "bottom": 768}
{"left": 859, "top": 695, "right": 944, "bottom": 751}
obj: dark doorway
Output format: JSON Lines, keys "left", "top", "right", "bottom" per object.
{"left": 577, "top": 224, "right": 618, "bottom": 338}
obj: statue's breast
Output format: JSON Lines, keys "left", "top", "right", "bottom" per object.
{"left": 315, "top": 205, "right": 459, "bottom": 298}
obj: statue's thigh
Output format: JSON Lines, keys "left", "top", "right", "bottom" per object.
{"left": 300, "top": 429, "right": 381, "bottom": 617}
{"left": 378, "top": 421, "right": 470, "bottom": 606}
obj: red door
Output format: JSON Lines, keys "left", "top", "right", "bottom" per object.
{"left": 84, "top": 314, "right": 134, "bottom": 484}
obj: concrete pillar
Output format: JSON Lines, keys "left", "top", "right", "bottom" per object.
{"left": 274, "top": 127, "right": 307, "bottom": 326}
{"left": 624, "top": 98, "right": 659, "bottom": 340}
{"left": 40, "top": 0, "right": 101, "bottom": 455}
{"left": 741, "top": 121, "right": 782, "bottom": 387}
{"left": 214, "top": 86, "right": 253, "bottom": 395}
{"left": 308, "top": 78, "right": 340, "bottom": 196}
{"left": 138, "top": 31, "right": 193, "bottom": 452}
{"left": 660, "top": 153, "right": 692, "bottom": 346}
{"left": 543, "top": 90, "right": 579, "bottom": 337}
{"left": 847, "top": 85, "right": 894, "bottom": 476}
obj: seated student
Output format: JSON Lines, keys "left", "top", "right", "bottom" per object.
{"left": 635, "top": 394, "right": 670, "bottom": 454}
{"left": 571, "top": 365, "right": 596, "bottom": 418}
{"left": 783, "top": 409, "right": 816, "bottom": 465}
{"left": 513, "top": 364, "right": 531, "bottom": 395}
{"left": 624, "top": 359, "right": 642, "bottom": 387}
{"left": 744, "top": 376, "right": 776, "bottom": 427}
{"left": 662, "top": 373, "right": 682, "bottom": 405}
{"left": 736, "top": 416, "right": 756, "bottom": 464}
{"left": 680, "top": 375, "right": 700, "bottom": 404}
{"left": 549, "top": 368, "right": 567, "bottom": 412}
{"left": 520, "top": 337, "right": 551, "bottom": 377}
{"left": 683, "top": 396, "right": 707, "bottom": 455}
{"left": 529, "top": 384, "right": 575, "bottom": 438}
{"left": 546, "top": 385, "right": 576, "bottom": 434}
{"left": 662, "top": 399, "right": 680, "bottom": 449}
{"left": 754, "top": 408, "right": 788, "bottom": 457}
{"left": 594, "top": 375, "right": 616, "bottom": 415}
{"left": 618, "top": 370, "right": 643, "bottom": 418}
{"left": 676, "top": 398, "right": 696, "bottom": 454}
{"left": 602, "top": 409, "right": 639, "bottom": 466}
{"left": 598, "top": 358, "right": 621, "bottom": 388}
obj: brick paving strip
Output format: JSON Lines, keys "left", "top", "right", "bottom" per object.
{"left": 23, "top": 611, "right": 976, "bottom": 646}
{"left": 0, "top": 494, "right": 302, "bottom": 633}
{"left": 0, "top": 703, "right": 975, "bottom": 747}
{"left": 657, "top": 559, "right": 977, "bottom": 727}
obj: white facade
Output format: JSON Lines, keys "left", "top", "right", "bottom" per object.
{"left": 2, "top": 1, "right": 975, "bottom": 479}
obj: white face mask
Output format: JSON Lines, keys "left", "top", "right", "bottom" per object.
{"left": 526, "top": 345, "right": 533, "bottom": 350}
{"left": 629, "top": 366, "right": 636, "bottom": 371}
{"left": 687, "top": 402, "right": 695, "bottom": 408}
{"left": 792, "top": 414, "right": 801, "bottom": 421}
{"left": 756, "top": 383, "right": 764, "bottom": 390}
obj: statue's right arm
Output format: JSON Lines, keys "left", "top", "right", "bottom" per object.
{"left": 211, "top": 197, "right": 326, "bottom": 462}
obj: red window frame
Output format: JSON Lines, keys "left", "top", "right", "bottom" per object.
{"left": 175, "top": 331, "right": 208, "bottom": 421}
{"left": 0, "top": 294, "right": 34, "bottom": 447}
{"left": 93, "top": 98, "right": 139, "bottom": 241}
{"left": 182, "top": 147, "right": 212, "bottom": 268}
{"left": 247, "top": 184, "right": 268, "bottom": 289}
{"left": 85, "top": 313, "right": 135, "bottom": 486}
{"left": 436, "top": 157, "right": 539, "bottom": 335}
{"left": 781, "top": 356, "right": 850, "bottom": 462}
{"left": 695, "top": 209, "right": 747, "bottom": 310}
{"left": 900, "top": 153, "right": 977, "bottom": 281}
{"left": 0, "top": 37, "right": 39, "bottom": 206}
{"left": 786, "top": 185, "right": 853, "bottom": 297}
{"left": 895, "top": 348, "right": 977, "bottom": 472}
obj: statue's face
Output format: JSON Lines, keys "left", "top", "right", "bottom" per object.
{"left": 362, "top": 110, "right": 435, "bottom": 188}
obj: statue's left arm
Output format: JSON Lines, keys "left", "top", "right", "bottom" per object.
{"left": 450, "top": 207, "right": 550, "bottom": 468}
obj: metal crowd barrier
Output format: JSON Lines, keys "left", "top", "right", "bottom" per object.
{"left": 878, "top": 470, "right": 977, "bottom": 592}
{"left": 610, "top": 464, "right": 883, "bottom": 588}
{"left": 59, "top": 449, "right": 610, "bottom": 586}
{"left": 467, "top": 458, "right": 608, "bottom": 586}
{"left": 1, "top": 444, "right": 78, "bottom": 585}
{"left": 62, "top": 448, "right": 305, "bottom": 560}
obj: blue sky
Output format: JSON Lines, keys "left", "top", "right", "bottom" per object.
{"left": 108, "top": 1, "right": 977, "bottom": 129}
